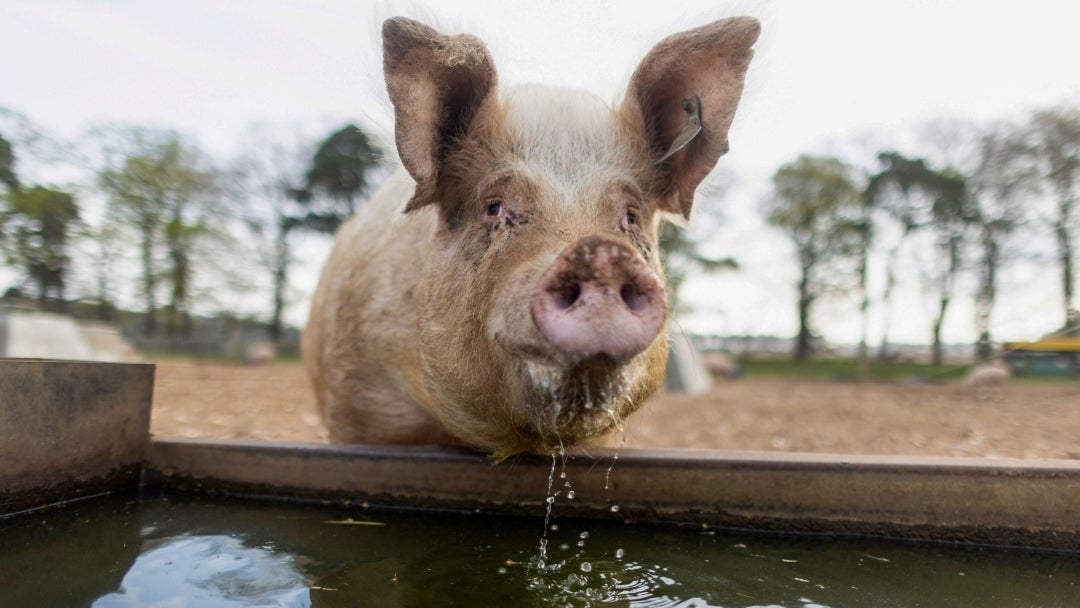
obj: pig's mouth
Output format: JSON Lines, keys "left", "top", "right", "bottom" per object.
{"left": 494, "top": 330, "right": 630, "bottom": 371}
{"left": 516, "top": 354, "right": 631, "bottom": 444}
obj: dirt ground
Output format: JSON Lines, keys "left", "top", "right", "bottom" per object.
{"left": 150, "top": 360, "right": 1080, "bottom": 460}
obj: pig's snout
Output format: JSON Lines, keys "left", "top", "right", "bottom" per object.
{"left": 531, "top": 236, "right": 667, "bottom": 363}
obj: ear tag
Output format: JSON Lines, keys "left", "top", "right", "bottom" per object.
{"left": 656, "top": 96, "right": 703, "bottom": 164}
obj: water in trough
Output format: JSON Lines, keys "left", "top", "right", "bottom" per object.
{"left": 1, "top": 493, "right": 1078, "bottom": 607}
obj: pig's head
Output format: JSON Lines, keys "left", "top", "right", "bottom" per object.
{"left": 382, "top": 17, "right": 758, "bottom": 456}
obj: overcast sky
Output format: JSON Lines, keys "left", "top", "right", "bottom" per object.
{"left": 2, "top": 1, "right": 1078, "bottom": 346}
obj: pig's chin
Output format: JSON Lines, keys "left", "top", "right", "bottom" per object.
{"left": 487, "top": 331, "right": 646, "bottom": 453}
{"left": 510, "top": 355, "right": 634, "bottom": 450}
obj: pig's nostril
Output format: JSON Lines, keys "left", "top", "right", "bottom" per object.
{"left": 620, "top": 283, "right": 650, "bottom": 312}
{"left": 555, "top": 283, "right": 582, "bottom": 310}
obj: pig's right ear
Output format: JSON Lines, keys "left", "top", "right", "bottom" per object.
{"left": 621, "top": 17, "right": 759, "bottom": 219}
{"left": 382, "top": 17, "right": 499, "bottom": 213}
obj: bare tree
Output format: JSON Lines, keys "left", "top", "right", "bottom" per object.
{"left": 866, "top": 152, "right": 933, "bottom": 360}
{"left": 1023, "top": 106, "right": 1080, "bottom": 333}
{"left": 967, "top": 124, "right": 1038, "bottom": 358}
{"left": 923, "top": 168, "right": 971, "bottom": 366}
{"left": 232, "top": 126, "right": 314, "bottom": 343}
{"left": 868, "top": 151, "right": 970, "bottom": 365}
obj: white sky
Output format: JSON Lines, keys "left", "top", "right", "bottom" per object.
{"left": 1, "top": 0, "right": 1078, "bottom": 346}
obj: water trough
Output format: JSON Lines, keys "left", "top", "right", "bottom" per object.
{"left": 4, "top": 358, "right": 1080, "bottom": 551}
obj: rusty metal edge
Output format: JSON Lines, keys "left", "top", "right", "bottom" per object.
{"left": 146, "top": 438, "right": 1080, "bottom": 551}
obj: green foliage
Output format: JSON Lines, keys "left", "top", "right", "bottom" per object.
{"left": 867, "top": 152, "right": 939, "bottom": 230}
{"left": 658, "top": 220, "right": 738, "bottom": 314}
{"left": 1, "top": 185, "right": 80, "bottom": 308}
{"left": 97, "top": 129, "right": 220, "bottom": 336}
{"left": 767, "top": 155, "right": 863, "bottom": 361}
{"left": 298, "top": 124, "right": 381, "bottom": 233}
{"left": 0, "top": 133, "right": 17, "bottom": 192}
{"left": 867, "top": 151, "right": 973, "bottom": 365}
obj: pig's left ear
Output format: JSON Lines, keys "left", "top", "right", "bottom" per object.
{"left": 382, "top": 17, "right": 499, "bottom": 212}
{"left": 621, "top": 17, "right": 759, "bottom": 219}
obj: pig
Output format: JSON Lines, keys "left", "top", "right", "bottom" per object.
{"left": 704, "top": 352, "right": 741, "bottom": 379}
{"left": 303, "top": 16, "right": 759, "bottom": 456}
{"left": 963, "top": 361, "right": 1011, "bottom": 387}
{"left": 243, "top": 342, "right": 276, "bottom": 366}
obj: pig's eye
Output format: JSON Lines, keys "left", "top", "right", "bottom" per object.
{"left": 484, "top": 199, "right": 504, "bottom": 219}
{"left": 625, "top": 211, "right": 639, "bottom": 226}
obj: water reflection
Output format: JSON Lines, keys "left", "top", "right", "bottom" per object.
{"left": 93, "top": 535, "right": 311, "bottom": 608}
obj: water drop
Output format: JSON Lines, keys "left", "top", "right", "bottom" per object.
{"left": 550, "top": 524, "right": 559, "bottom": 532}
{"left": 546, "top": 496, "right": 555, "bottom": 504}
{"left": 578, "top": 531, "right": 589, "bottom": 539}
{"left": 577, "top": 540, "right": 585, "bottom": 547}
{"left": 497, "top": 567, "right": 507, "bottom": 574}
{"left": 610, "top": 505, "right": 620, "bottom": 513}
{"left": 567, "top": 490, "right": 575, "bottom": 500}
{"left": 615, "top": 548, "right": 624, "bottom": 559}
{"left": 604, "top": 454, "right": 619, "bottom": 490}
{"left": 580, "top": 562, "right": 593, "bottom": 573}
{"left": 559, "top": 472, "right": 566, "bottom": 479}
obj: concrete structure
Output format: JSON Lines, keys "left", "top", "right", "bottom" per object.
{"left": 0, "top": 359, "right": 154, "bottom": 515}
{"left": 0, "top": 310, "right": 136, "bottom": 361}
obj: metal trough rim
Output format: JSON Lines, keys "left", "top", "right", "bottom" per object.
{"left": 147, "top": 438, "right": 1080, "bottom": 551}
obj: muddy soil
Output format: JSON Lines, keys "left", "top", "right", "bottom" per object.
{"left": 150, "top": 360, "right": 1080, "bottom": 460}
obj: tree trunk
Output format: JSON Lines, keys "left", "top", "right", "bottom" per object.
{"left": 795, "top": 267, "right": 813, "bottom": 362}
{"left": 36, "top": 277, "right": 47, "bottom": 310}
{"left": 931, "top": 240, "right": 960, "bottom": 367}
{"left": 856, "top": 241, "right": 870, "bottom": 378}
{"left": 974, "top": 227, "right": 998, "bottom": 361}
{"left": 931, "top": 294, "right": 949, "bottom": 367}
{"left": 96, "top": 251, "right": 112, "bottom": 321}
{"left": 140, "top": 230, "right": 157, "bottom": 336}
{"left": 166, "top": 248, "right": 190, "bottom": 339}
{"left": 1055, "top": 215, "right": 1077, "bottom": 331}
{"left": 269, "top": 219, "right": 291, "bottom": 343}
{"left": 55, "top": 274, "right": 67, "bottom": 313}
{"left": 877, "top": 225, "right": 918, "bottom": 362}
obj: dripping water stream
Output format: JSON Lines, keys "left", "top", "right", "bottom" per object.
{"left": 531, "top": 412, "right": 627, "bottom": 574}
{"left": 537, "top": 452, "right": 558, "bottom": 567}
{"left": 523, "top": 425, "right": 636, "bottom": 605}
